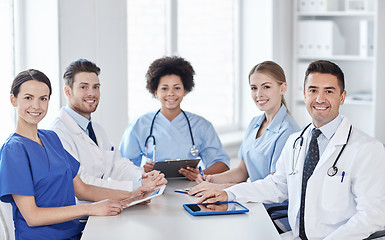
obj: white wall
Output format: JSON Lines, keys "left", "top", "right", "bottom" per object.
{"left": 58, "top": 0, "right": 128, "bottom": 145}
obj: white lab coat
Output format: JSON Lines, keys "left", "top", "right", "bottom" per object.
{"left": 228, "top": 117, "right": 385, "bottom": 239}
{"left": 49, "top": 107, "right": 143, "bottom": 191}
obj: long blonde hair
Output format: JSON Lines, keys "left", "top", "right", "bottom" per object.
{"left": 248, "top": 61, "right": 290, "bottom": 113}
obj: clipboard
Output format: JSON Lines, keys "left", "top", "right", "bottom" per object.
{"left": 183, "top": 201, "right": 249, "bottom": 216}
{"left": 152, "top": 158, "right": 201, "bottom": 179}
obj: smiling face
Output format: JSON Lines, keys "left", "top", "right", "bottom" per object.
{"left": 155, "top": 74, "right": 187, "bottom": 114}
{"left": 249, "top": 72, "right": 286, "bottom": 116}
{"left": 11, "top": 80, "right": 50, "bottom": 127}
{"left": 65, "top": 72, "right": 100, "bottom": 120}
{"left": 304, "top": 72, "right": 346, "bottom": 128}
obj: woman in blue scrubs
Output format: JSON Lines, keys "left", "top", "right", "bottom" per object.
{"left": 120, "top": 56, "right": 230, "bottom": 180}
{"left": 0, "top": 70, "right": 155, "bottom": 240}
{"left": 190, "top": 61, "right": 300, "bottom": 194}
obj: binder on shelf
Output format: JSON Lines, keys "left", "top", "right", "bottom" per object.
{"left": 297, "top": 20, "right": 345, "bottom": 57}
{"left": 298, "top": 0, "right": 340, "bottom": 12}
{"left": 298, "top": 0, "right": 316, "bottom": 12}
{"left": 346, "top": 91, "right": 372, "bottom": 102}
{"left": 315, "top": 0, "right": 340, "bottom": 12}
{"left": 345, "top": 0, "right": 368, "bottom": 11}
{"left": 359, "top": 20, "right": 374, "bottom": 57}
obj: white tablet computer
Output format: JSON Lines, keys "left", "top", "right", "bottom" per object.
{"left": 152, "top": 158, "right": 201, "bottom": 179}
{"left": 121, "top": 185, "right": 166, "bottom": 208}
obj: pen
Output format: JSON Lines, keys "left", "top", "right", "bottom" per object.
{"left": 198, "top": 166, "right": 205, "bottom": 181}
{"left": 174, "top": 190, "right": 189, "bottom": 195}
{"left": 341, "top": 171, "right": 345, "bottom": 183}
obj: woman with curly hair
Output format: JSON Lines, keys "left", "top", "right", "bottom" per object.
{"left": 120, "top": 56, "right": 230, "bottom": 180}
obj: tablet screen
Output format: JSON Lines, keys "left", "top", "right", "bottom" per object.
{"left": 183, "top": 201, "right": 249, "bottom": 215}
{"left": 122, "top": 185, "right": 166, "bottom": 208}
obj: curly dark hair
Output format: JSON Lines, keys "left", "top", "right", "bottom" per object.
{"left": 146, "top": 56, "right": 195, "bottom": 96}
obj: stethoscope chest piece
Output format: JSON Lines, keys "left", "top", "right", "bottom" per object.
{"left": 190, "top": 145, "right": 199, "bottom": 156}
{"left": 327, "top": 166, "right": 338, "bottom": 177}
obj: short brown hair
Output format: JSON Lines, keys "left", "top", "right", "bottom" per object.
{"left": 304, "top": 60, "right": 345, "bottom": 94}
{"left": 63, "top": 59, "right": 100, "bottom": 88}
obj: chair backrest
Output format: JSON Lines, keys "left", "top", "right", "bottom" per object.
{"left": 0, "top": 202, "right": 14, "bottom": 240}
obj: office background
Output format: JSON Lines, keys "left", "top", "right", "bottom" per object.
{"left": 0, "top": 0, "right": 383, "bottom": 158}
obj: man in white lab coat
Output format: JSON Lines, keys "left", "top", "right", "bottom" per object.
{"left": 198, "top": 60, "right": 385, "bottom": 239}
{"left": 50, "top": 59, "right": 166, "bottom": 192}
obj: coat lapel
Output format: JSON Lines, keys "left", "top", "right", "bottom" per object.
{"left": 314, "top": 117, "right": 351, "bottom": 171}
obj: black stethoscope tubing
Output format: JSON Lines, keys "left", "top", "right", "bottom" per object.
{"left": 144, "top": 109, "right": 197, "bottom": 160}
{"left": 292, "top": 123, "right": 352, "bottom": 177}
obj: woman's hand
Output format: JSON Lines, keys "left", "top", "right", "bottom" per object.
{"left": 179, "top": 166, "right": 200, "bottom": 181}
{"left": 195, "top": 174, "right": 213, "bottom": 183}
{"left": 88, "top": 199, "right": 124, "bottom": 216}
{"left": 143, "top": 161, "right": 155, "bottom": 173}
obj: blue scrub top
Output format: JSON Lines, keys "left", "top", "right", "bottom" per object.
{"left": 120, "top": 111, "right": 230, "bottom": 168}
{"left": 0, "top": 130, "right": 83, "bottom": 240}
{"left": 239, "top": 105, "right": 300, "bottom": 181}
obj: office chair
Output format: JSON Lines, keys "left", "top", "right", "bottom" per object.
{"left": 364, "top": 230, "right": 385, "bottom": 240}
{"left": 267, "top": 204, "right": 385, "bottom": 239}
{"left": 266, "top": 204, "right": 289, "bottom": 234}
{"left": 0, "top": 202, "right": 14, "bottom": 240}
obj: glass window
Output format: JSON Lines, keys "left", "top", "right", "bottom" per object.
{"left": 0, "top": 0, "right": 15, "bottom": 141}
{"left": 127, "top": 0, "right": 167, "bottom": 121}
{"left": 177, "top": 0, "right": 236, "bottom": 128}
{"left": 127, "top": 0, "right": 239, "bottom": 131}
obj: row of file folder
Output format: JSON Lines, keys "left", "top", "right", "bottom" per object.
{"left": 297, "top": 20, "right": 345, "bottom": 57}
{"left": 298, "top": 0, "right": 370, "bottom": 12}
{"left": 297, "top": 20, "right": 373, "bottom": 57}
{"left": 298, "top": 0, "right": 340, "bottom": 12}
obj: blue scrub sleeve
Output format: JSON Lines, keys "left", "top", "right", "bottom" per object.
{"left": 49, "top": 130, "right": 80, "bottom": 179}
{"left": 120, "top": 124, "right": 142, "bottom": 166}
{"left": 0, "top": 143, "right": 34, "bottom": 203}
{"left": 64, "top": 149, "right": 80, "bottom": 179}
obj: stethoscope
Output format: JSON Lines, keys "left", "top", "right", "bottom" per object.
{"left": 289, "top": 123, "right": 352, "bottom": 177}
{"left": 144, "top": 109, "right": 198, "bottom": 162}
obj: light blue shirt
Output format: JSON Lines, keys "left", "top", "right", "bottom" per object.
{"left": 238, "top": 104, "right": 300, "bottom": 181}
{"left": 308, "top": 114, "right": 343, "bottom": 158}
{"left": 64, "top": 105, "right": 92, "bottom": 135}
{"left": 120, "top": 111, "right": 230, "bottom": 168}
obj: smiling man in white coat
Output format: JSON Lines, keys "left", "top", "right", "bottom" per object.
{"left": 199, "top": 60, "right": 385, "bottom": 240}
{"left": 50, "top": 59, "right": 166, "bottom": 192}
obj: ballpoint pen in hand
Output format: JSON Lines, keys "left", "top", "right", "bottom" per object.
{"left": 198, "top": 166, "right": 205, "bottom": 181}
